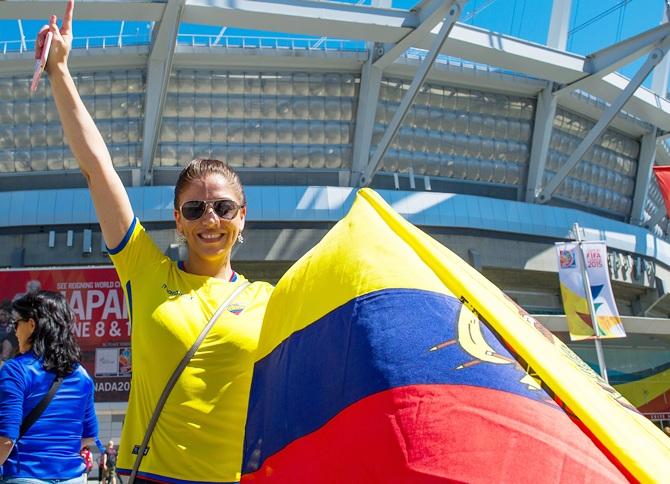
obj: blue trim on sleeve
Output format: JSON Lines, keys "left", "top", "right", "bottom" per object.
{"left": 107, "top": 217, "right": 138, "bottom": 255}
{"left": 125, "top": 280, "right": 133, "bottom": 324}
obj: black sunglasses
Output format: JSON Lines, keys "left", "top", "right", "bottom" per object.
{"left": 180, "top": 199, "right": 244, "bottom": 221}
{"left": 11, "top": 318, "right": 27, "bottom": 330}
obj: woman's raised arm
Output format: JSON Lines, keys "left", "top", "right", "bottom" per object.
{"left": 42, "top": 0, "right": 134, "bottom": 249}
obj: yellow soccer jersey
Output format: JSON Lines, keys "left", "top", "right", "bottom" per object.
{"left": 109, "top": 219, "right": 273, "bottom": 483}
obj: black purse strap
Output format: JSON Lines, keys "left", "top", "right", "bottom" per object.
{"left": 129, "top": 281, "right": 251, "bottom": 483}
{"left": 19, "top": 375, "right": 63, "bottom": 438}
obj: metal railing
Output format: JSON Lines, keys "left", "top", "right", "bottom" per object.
{"left": 1, "top": 33, "right": 366, "bottom": 55}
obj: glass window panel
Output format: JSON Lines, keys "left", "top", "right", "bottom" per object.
{"left": 211, "top": 119, "right": 228, "bottom": 143}
{"left": 276, "top": 145, "right": 292, "bottom": 168}
{"left": 178, "top": 119, "right": 195, "bottom": 143}
{"left": 227, "top": 145, "right": 244, "bottom": 167}
{"left": 95, "top": 97, "right": 112, "bottom": 119}
{"left": 243, "top": 120, "right": 261, "bottom": 144}
{"left": 293, "top": 146, "right": 309, "bottom": 168}
{"left": 340, "top": 123, "right": 351, "bottom": 145}
{"left": 292, "top": 99, "right": 308, "bottom": 119}
{"left": 14, "top": 125, "right": 30, "bottom": 147}
{"left": 94, "top": 75, "right": 112, "bottom": 96}
{"left": 160, "top": 144, "right": 178, "bottom": 167}
{"left": 397, "top": 152, "right": 413, "bottom": 173}
{"left": 128, "top": 93, "right": 144, "bottom": 118}
{"left": 0, "top": 79, "right": 13, "bottom": 100}
{"left": 112, "top": 94, "right": 128, "bottom": 118}
{"left": 292, "top": 73, "right": 309, "bottom": 96}
{"left": 308, "top": 145, "right": 325, "bottom": 168}
{"left": 245, "top": 97, "right": 261, "bottom": 118}
{"left": 227, "top": 75, "right": 244, "bottom": 95}
{"left": 414, "top": 106, "right": 430, "bottom": 130}
{"left": 0, "top": 101, "right": 13, "bottom": 124}
{"left": 0, "top": 126, "right": 13, "bottom": 149}
{"left": 177, "top": 94, "right": 195, "bottom": 118}
{"left": 276, "top": 120, "right": 293, "bottom": 144}
{"left": 341, "top": 75, "right": 356, "bottom": 98}
{"left": 30, "top": 100, "right": 47, "bottom": 123}
{"left": 98, "top": 120, "right": 113, "bottom": 144}
{"left": 228, "top": 97, "right": 244, "bottom": 118}
{"left": 14, "top": 149, "right": 31, "bottom": 172}
{"left": 308, "top": 74, "right": 325, "bottom": 96}
{"left": 176, "top": 144, "right": 195, "bottom": 165}
{"left": 260, "top": 98, "right": 277, "bottom": 118}
{"left": 211, "top": 97, "right": 227, "bottom": 118}
{"left": 260, "top": 119, "right": 277, "bottom": 144}
{"left": 381, "top": 149, "right": 399, "bottom": 172}
{"left": 260, "top": 75, "right": 277, "bottom": 95}
{"left": 46, "top": 148, "right": 64, "bottom": 170}
{"left": 276, "top": 76, "right": 292, "bottom": 96}
{"left": 211, "top": 73, "right": 228, "bottom": 94}
{"left": 111, "top": 73, "right": 128, "bottom": 94}
{"left": 276, "top": 99, "right": 291, "bottom": 119}
{"left": 324, "top": 74, "right": 341, "bottom": 97}
{"left": 161, "top": 118, "right": 178, "bottom": 142}
{"left": 195, "top": 74, "right": 212, "bottom": 95}
{"left": 194, "top": 95, "right": 211, "bottom": 118}
{"left": 112, "top": 120, "right": 129, "bottom": 143}
{"left": 209, "top": 145, "right": 226, "bottom": 163}
{"left": 194, "top": 119, "right": 211, "bottom": 143}
{"left": 228, "top": 120, "right": 244, "bottom": 143}
{"left": 128, "top": 120, "right": 140, "bottom": 143}
{"left": 29, "top": 148, "right": 47, "bottom": 171}
{"left": 243, "top": 145, "right": 261, "bottom": 167}
{"left": 308, "top": 121, "right": 325, "bottom": 144}
{"left": 309, "top": 98, "right": 325, "bottom": 120}
{"left": 14, "top": 101, "right": 30, "bottom": 123}
{"left": 111, "top": 145, "right": 130, "bottom": 167}
{"left": 324, "top": 99, "right": 342, "bottom": 121}
{"left": 454, "top": 112, "right": 468, "bottom": 133}
{"left": 293, "top": 121, "right": 309, "bottom": 144}
{"left": 30, "top": 125, "right": 47, "bottom": 148}
{"left": 324, "top": 121, "right": 341, "bottom": 144}
{"left": 244, "top": 74, "right": 261, "bottom": 95}
{"left": 372, "top": 125, "right": 385, "bottom": 147}
{"left": 178, "top": 71, "right": 196, "bottom": 93}
{"left": 0, "top": 149, "right": 13, "bottom": 172}
{"left": 260, "top": 146, "right": 277, "bottom": 168}
{"left": 14, "top": 79, "right": 31, "bottom": 100}
{"left": 324, "top": 146, "right": 342, "bottom": 169}
{"left": 128, "top": 144, "right": 140, "bottom": 167}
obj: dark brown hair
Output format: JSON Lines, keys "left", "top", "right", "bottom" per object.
{"left": 174, "top": 158, "right": 246, "bottom": 209}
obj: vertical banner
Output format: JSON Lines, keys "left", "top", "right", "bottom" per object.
{"left": 653, "top": 165, "right": 670, "bottom": 217}
{"left": 556, "top": 242, "right": 625, "bottom": 341}
{"left": 0, "top": 267, "right": 130, "bottom": 401}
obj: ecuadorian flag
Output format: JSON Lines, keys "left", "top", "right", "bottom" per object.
{"left": 242, "top": 188, "right": 670, "bottom": 482}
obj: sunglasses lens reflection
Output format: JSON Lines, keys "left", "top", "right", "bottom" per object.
{"left": 181, "top": 201, "right": 206, "bottom": 221}
{"left": 181, "top": 200, "right": 241, "bottom": 221}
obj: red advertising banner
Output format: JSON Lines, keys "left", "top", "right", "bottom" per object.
{"left": 0, "top": 267, "right": 130, "bottom": 402}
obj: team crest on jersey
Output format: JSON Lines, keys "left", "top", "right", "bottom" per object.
{"left": 227, "top": 304, "right": 245, "bottom": 315}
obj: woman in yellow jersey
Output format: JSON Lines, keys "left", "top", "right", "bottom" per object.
{"left": 37, "top": 2, "right": 273, "bottom": 483}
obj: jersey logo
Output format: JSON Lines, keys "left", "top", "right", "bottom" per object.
{"left": 226, "top": 304, "right": 245, "bottom": 315}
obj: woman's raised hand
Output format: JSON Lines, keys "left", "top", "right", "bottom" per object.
{"left": 38, "top": 0, "right": 74, "bottom": 74}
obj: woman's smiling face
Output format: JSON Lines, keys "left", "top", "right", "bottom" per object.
{"left": 174, "top": 174, "right": 246, "bottom": 269}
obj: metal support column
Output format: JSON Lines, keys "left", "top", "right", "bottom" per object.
{"left": 630, "top": 129, "right": 658, "bottom": 225}
{"left": 525, "top": 83, "right": 557, "bottom": 202}
{"left": 537, "top": 36, "right": 670, "bottom": 203}
{"left": 358, "top": 2, "right": 464, "bottom": 187}
{"left": 547, "top": 0, "right": 572, "bottom": 50}
{"left": 350, "top": 46, "right": 383, "bottom": 186}
{"left": 140, "top": 0, "right": 185, "bottom": 186}
{"left": 652, "top": 2, "right": 670, "bottom": 96}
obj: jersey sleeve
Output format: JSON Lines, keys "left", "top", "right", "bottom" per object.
{"left": 81, "top": 369, "right": 99, "bottom": 439}
{"left": 0, "top": 359, "right": 27, "bottom": 441}
{"left": 107, "top": 218, "right": 168, "bottom": 285}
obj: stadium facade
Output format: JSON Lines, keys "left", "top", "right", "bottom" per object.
{"left": 1, "top": 0, "right": 670, "bottom": 442}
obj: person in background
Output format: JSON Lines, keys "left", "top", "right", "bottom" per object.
{"left": 102, "top": 440, "right": 119, "bottom": 484}
{"left": 80, "top": 445, "right": 93, "bottom": 483}
{"left": 40, "top": 2, "right": 273, "bottom": 482}
{"left": 0, "top": 301, "right": 18, "bottom": 368}
{"left": 0, "top": 291, "right": 99, "bottom": 482}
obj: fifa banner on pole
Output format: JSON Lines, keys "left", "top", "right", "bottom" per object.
{"left": 556, "top": 242, "right": 625, "bottom": 341}
{"left": 242, "top": 188, "right": 670, "bottom": 483}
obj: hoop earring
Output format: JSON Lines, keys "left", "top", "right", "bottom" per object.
{"left": 237, "top": 234, "right": 244, "bottom": 244}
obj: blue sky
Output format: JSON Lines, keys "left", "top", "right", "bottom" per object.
{"left": 0, "top": 0, "right": 666, "bottom": 85}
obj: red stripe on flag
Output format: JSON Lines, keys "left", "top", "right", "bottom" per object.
{"left": 653, "top": 166, "right": 670, "bottom": 218}
{"left": 242, "top": 384, "right": 627, "bottom": 483}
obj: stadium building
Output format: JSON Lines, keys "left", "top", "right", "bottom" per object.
{"left": 1, "top": 0, "right": 670, "bottom": 445}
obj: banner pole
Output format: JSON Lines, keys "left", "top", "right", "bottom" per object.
{"left": 572, "top": 223, "right": 609, "bottom": 383}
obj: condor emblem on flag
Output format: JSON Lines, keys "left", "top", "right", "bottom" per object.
{"left": 242, "top": 188, "right": 670, "bottom": 483}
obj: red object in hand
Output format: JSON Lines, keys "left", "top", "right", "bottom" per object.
{"left": 31, "top": 31, "right": 53, "bottom": 93}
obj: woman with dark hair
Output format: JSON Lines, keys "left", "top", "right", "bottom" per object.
{"left": 40, "top": 2, "right": 273, "bottom": 483}
{"left": 0, "top": 291, "right": 99, "bottom": 482}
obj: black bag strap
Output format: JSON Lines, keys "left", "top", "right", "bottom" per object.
{"left": 19, "top": 375, "right": 63, "bottom": 438}
{"left": 129, "top": 281, "right": 251, "bottom": 483}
